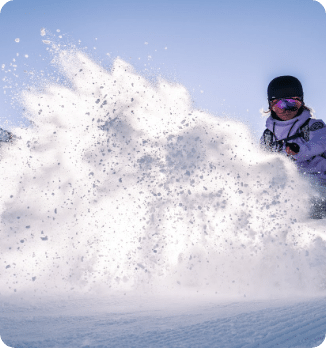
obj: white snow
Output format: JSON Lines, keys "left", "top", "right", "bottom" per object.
{"left": 0, "top": 47, "right": 326, "bottom": 347}
{"left": 1, "top": 295, "right": 326, "bottom": 347}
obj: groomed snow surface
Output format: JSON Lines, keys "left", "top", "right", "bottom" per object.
{"left": 0, "top": 295, "right": 326, "bottom": 347}
{"left": 1, "top": 45, "right": 326, "bottom": 347}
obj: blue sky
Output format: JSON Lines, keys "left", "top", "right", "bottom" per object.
{"left": 1, "top": 0, "right": 326, "bottom": 139}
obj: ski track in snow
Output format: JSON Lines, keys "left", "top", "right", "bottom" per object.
{"left": 1, "top": 41, "right": 326, "bottom": 347}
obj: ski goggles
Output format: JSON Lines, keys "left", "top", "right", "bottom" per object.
{"left": 269, "top": 97, "right": 302, "bottom": 110}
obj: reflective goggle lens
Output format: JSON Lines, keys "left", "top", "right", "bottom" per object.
{"left": 270, "top": 98, "right": 302, "bottom": 110}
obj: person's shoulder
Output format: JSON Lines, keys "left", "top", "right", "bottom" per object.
{"left": 264, "top": 115, "right": 274, "bottom": 131}
{"left": 309, "top": 118, "right": 326, "bottom": 131}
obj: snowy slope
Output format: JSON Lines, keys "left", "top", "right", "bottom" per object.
{"left": 1, "top": 295, "right": 326, "bottom": 347}
{"left": 1, "top": 38, "right": 326, "bottom": 347}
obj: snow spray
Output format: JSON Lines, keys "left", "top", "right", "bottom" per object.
{"left": 1, "top": 46, "right": 326, "bottom": 300}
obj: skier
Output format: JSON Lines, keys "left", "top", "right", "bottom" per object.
{"left": 261, "top": 75, "right": 326, "bottom": 218}
{"left": 0, "top": 127, "right": 13, "bottom": 143}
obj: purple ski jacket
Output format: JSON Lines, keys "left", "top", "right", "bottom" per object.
{"left": 260, "top": 109, "right": 326, "bottom": 185}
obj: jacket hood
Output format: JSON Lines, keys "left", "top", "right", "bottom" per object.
{"left": 265, "top": 109, "right": 311, "bottom": 141}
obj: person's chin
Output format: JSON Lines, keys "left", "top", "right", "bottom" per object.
{"left": 279, "top": 112, "right": 296, "bottom": 120}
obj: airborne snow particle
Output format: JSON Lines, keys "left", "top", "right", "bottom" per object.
{"left": 40, "top": 28, "right": 46, "bottom": 36}
{"left": 0, "top": 46, "right": 322, "bottom": 301}
{"left": 15, "top": 38, "right": 20, "bottom": 43}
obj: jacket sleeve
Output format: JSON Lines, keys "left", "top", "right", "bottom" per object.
{"left": 293, "top": 120, "right": 326, "bottom": 162}
{"left": 260, "top": 129, "right": 275, "bottom": 152}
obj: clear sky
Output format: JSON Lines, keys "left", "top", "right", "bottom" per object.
{"left": 1, "top": 0, "right": 326, "bottom": 139}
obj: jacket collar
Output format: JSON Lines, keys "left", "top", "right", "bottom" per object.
{"left": 265, "top": 109, "right": 311, "bottom": 140}
{"left": 266, "top": 109, "right": 311, "bottom": 130}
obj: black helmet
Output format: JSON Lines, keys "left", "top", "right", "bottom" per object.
{"left": 267, "top": 76, "right": 303, "bottom": 101}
